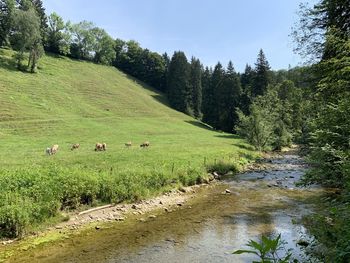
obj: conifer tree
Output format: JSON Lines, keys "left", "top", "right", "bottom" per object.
{"left": 220, "top": 61, "right": 242, "bottom": 132}
{"left": 189, "top": 57, "right": 202, "bottom": 118}
{"left": 201, "top": 67, "right": 213, "bottom": 124}
{"left": 208, "top": 62, "right": 224, "bottom": 128}
{"left": 162, "top": 52, "right": 170, "bottom": 92}
{"left": 252, "top": 49, "right": 270, "bottom": 97}
{"left": 240, "top": 64, "right": 255, "bottom": 94}
{"left": 167, "top": 51, "right": 190, "bottom": 113}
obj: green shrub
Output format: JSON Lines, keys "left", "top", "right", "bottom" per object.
{"left": 206, "top": 160, "right": 239, "bottom": 175}
{"left": 54, "top": 169, "right": 100, "bottom": 209}
{"left": 0, "top": 193, "right": 32, "bottom": 238}
{"left": 178, "top": 167, "right": 204, "bottom": 186}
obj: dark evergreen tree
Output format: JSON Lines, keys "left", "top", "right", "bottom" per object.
{"left": 162, "top": 52, "right": 170, "bottom": 92}
{"left": 219, "top": 61, "right": 242, "bottom": 132}
{"left": 167, "top": 51, "right": 190, "bottom": 113}
{"left": 201, "top": 66, "right": 214, "bottom": 125}
{"left": 240, "top": 64, "right": 254, "bottom": 93}
{"left": 208, "top": 62, "right": 224, "bottom": 128}
{"left": 240, "top": 64, "right": 255, "bottom": 115}
{"left": 189, "top": 57, "right": 202, "bottom": 118}
{"left": 252, "top": 49, "right": 270, "bottom": 97}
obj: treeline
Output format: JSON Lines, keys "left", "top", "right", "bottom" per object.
{"left": 0, "top": 0, "right": 118, "bottom": 71}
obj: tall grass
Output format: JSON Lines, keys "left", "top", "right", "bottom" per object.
{"left": 0, "top": 162, "right": 232, "bottom": 238}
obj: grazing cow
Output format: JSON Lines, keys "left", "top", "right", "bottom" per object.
{"left": 50, "top": 144, "right": 59, "bottom": 155}
{"left": 95, "top": 143, "right": 106, "bottom": 151}
{"left": 125, "top": 141, "right": 132, "bottom": 148}
{"left": 140, "top": 141, "right": 150, "bottom": 148}
{"left": 71, "top": 143, "right": 80, "bottom": 150}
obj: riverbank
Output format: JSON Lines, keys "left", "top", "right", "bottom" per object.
{"left": 1, "top": 148, "right": 327, "bottom": 263}
{"left": 1, "top": 147, "right": 327, "bottom": 263}
{"left": 0, "top": 180, "right": 223, "bottom": 262}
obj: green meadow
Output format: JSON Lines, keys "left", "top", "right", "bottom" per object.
{"left": 0, "top": 48, "right": 258, "bottom": 238}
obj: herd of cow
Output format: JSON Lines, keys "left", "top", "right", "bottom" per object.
{"left": 45, "top": 141, "right": 150, "bottom": 155}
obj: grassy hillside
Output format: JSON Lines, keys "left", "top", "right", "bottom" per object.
{"left": 0, "top": 48, "right": 257, "bottom": 238}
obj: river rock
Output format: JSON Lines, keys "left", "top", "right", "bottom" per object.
{"left": 179, "top": 187, "right": 188, "bottom": 193}
{"left": 213, "top": 172, "right": 220, "bottom": 179}
{"left": 149, "top": 215, "right": 156, "bottom": 219}
{"left": 297, "top": 239, "right": 309, "bottom": 247}
{"left": 225, "top": 189, "right": 231, "bottom": 194}
{"left": 115, "top": 217, "right": 125, "bottom": 221}
{"left": 95, "top": 226, "right": 101, "bottom": 230}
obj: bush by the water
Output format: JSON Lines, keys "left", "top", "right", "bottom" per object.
{"left": 0, "top": 165, "right": 213, "bottom": 238}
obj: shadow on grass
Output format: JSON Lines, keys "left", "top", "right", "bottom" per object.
{"left": 121, "top": 73, "right": 172, "bottom": 108}
{"left": 214, "top": 134, "right": 240, "bottom": 139}
{"left": 185, "top": 120, "right": 214, "bottom": 131}
{"left": 234, "top": 143, "right": 255, "bottom": 151}
{"left": 151, "top": 94, "right": 170, "bottom": 107}
{"left": 46, "top": 52, "right": 63, "bottom": 59}
{"left": 0, "top": 54, "right": 19, "bottom": 72}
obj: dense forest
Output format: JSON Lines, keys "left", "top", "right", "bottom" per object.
{"left": 0, "top": 0, "right": 349, "bottom": 261}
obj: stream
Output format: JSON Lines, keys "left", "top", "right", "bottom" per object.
{"left": 6, "top": 151, "right": 324, "bottom": 262}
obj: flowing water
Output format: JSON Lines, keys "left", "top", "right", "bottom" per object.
{"left": 6, "top": 152, "right": 324, "bottom": 262}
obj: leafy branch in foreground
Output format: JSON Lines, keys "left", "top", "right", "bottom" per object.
{"left": 233, "top": 234, "right": 297, "bottom": 263}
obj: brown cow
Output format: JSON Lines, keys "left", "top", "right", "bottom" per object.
{"left": 140, "top": 141, "right": 150, "bottom": 148}
{"left": 50, "top": 144, "right": 59, "bottom": 155}
{"left": 71, "top": 143, "right": 80, "bottom": 150}
{"left": 95, "top": 143, "right": 106, "bottom": 151}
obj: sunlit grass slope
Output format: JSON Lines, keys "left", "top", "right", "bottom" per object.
{"left": 0, "top": 48, "right": 256, "bottom": 170}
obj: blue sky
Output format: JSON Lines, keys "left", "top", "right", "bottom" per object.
{"left": 43, "top": 0, "right": 309, "bottom": 72}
